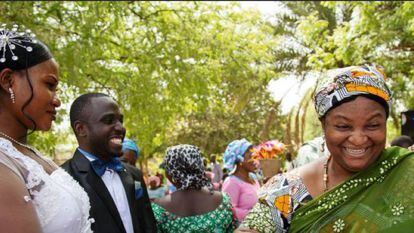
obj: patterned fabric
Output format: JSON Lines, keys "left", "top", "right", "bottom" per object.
{"left": 314, "top": 64, "right": 392, "bottom": 118}
{"left": 152, "top": 194, "right": 236, "bottom": 233}
{"left": 242, "top": 203, "right": 276, "bottom": 233}
{"left": 242, "top": 148, "right": 414, "bottom": 232}
{"left": 223, "top": 139, "right": 253, "bottom": 170}
{"left": 122, "top": 138, "right": 140, "bottom": 158}
{"left": 160, "top": 144, "right": 211, "bottom": 191}
{"left": 241, "top": 173, "right": 312, "bottom": 232}
{"left": 290, "top": 147, "right": 414, "bottom": 232}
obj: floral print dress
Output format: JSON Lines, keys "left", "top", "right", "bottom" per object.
{"left": 151, "top": 194, "right": 236, "bottom": 233}
{"left": 241, "top": 173, "right": 312, "bottom": 233}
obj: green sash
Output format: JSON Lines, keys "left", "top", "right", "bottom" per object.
{"left": 289, "top": 147, "right": 414, "bottom": 233}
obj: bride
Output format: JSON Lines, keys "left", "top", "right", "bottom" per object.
{"left": 0, "top": 25, "right": 92, "bottom": 232}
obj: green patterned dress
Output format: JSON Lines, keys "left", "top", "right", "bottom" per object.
{"left": 151, "top": 194, "right": 236, "bottom": 233}
{"left": 241, "top": 147, "right": 414, "bottom": 233}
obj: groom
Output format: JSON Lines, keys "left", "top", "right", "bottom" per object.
{"left": 62, "top": 93, "right": 156, "bottom": 233}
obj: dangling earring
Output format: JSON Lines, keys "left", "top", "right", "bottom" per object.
{"left": 8, "top": 88, "right": 15, "bottom": 104}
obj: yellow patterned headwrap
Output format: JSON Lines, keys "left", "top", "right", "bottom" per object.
{"left": 314, "top": 64, "right": 392, "bottom": 118}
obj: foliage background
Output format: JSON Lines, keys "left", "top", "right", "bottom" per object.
{"left": 1, "top": 1, "right": 413, "bottom": 173}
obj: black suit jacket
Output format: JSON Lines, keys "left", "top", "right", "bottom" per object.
{"left": 61, "top": 149, "right": 157, "bottom": 233}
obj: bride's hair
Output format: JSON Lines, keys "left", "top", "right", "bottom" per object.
{"left": 0, "top": 25, "right": 53, "bottom": 132}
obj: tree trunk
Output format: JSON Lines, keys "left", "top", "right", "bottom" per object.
{"left": 284, "top": 111, "right": 293, "bottom": 153}
{"left": 139, "top": 155, "right": 148, "bottom": 175}
{"left": 259, "top": 108, "right": 276, "bottom": 141}
{"left": 293, "top": 97, "right": 305, "bottom": 150}
{"left": 300, "top": 98, "right": 310, "bottom": 145}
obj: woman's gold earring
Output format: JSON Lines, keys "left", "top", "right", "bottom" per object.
{"left": 9, "top": 88, "right": 15, "bottom": 104}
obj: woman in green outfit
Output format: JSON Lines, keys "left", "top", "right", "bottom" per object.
{"left": 237, "top": 64, "right": 414, "bottom": 232}
{"left": 151, "top": 144, "right": 236, "bottom": 233}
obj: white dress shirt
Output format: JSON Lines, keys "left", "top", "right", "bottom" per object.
{"left": 83, "top": 154, "right": 134, "bottom": 233}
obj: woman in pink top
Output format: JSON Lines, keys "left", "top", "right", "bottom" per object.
{"left": 222, "top": 139, "right": 259, "bottom": 223}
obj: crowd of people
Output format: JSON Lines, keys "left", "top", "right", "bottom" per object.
{"left": 0, "top": 26, "right": 413, "bottom": 233}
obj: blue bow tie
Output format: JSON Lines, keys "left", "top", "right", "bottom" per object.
{"left": 91, "top": 157, "right": 124, "bottom": 176}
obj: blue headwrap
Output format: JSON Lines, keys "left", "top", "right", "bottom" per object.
{"left": 223, "top": 138, "right": 252, "bottom": 170}
{"left": 122, "top": 138, "right": 140, "bottom": 158}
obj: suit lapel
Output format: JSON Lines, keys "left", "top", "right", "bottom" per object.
{"left": 73, "top": 150, "right": 126, "bottom": 233}
{"left": 118, "top": 168, "right": 139, "bottom": 230}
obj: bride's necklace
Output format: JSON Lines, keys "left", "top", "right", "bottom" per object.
{"left": 0, "top": 131, "right": 56, "bottom": 171}
{"left": 0, "top": 131, "right": 36, "bottom": 153}
{"left": 323, "top": 155, "right": 331, "bottom": 192}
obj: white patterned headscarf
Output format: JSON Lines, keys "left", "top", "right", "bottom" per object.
{"left": 160, "top": 144, "right": 212, "bottom": 191}
{"left": 314, "top": 64, "right": 392, "bottom": 118}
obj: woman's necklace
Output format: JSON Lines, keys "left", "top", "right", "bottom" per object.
{"left": 0, "top": 131, "right": 56, "bottom": 173}
{"left": 0, "top": 131, "right": 36, "bottom": 153}
{"left": 323, "top": 155, "right": 331, "bottom": 192}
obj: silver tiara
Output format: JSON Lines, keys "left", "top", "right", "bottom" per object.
{"left": 0, "top": 24, "right": 37, "bottom": 63}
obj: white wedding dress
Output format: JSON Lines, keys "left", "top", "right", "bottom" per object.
{"left": 0, "top": 138, "right": 93, "bottom": 233}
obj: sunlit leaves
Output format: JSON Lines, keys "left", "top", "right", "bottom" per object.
{"left": 0, "top": 2, "right": 282, "bottom": 160}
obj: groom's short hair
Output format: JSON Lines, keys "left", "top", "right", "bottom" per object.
{"left": 69, "top": 93, "right": 109, "bottom": 130}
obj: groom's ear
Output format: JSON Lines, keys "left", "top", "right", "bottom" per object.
{"left": 74, "top": 120, "right": 88, "bottom": 138}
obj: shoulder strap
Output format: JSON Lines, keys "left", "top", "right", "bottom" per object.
{"left": 0, "top": 151, "right": 25, "bottom": 181}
